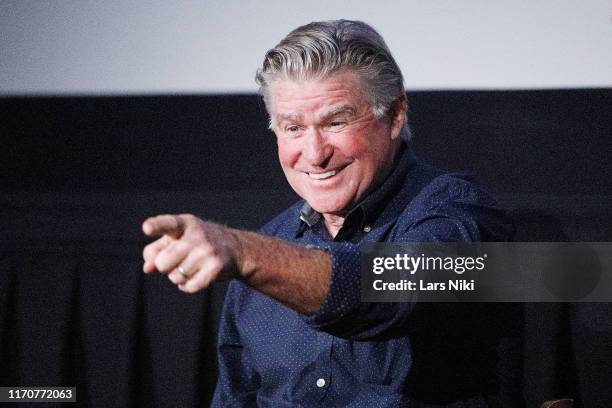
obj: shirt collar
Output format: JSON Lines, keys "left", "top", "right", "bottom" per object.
{"left": 298, "top": 142, "right": 416, "bottom": 236}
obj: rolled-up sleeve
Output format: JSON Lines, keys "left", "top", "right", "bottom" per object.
{"left": 301, "top": 209, "right": 490, "bottom": 340}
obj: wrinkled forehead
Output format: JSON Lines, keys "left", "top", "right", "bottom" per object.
{"left": 267, "top": 69, "right": 372, "bottom": 122}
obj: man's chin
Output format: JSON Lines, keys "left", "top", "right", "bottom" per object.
{"left": 306, "top": 199, "right": 350, "bottom": 217}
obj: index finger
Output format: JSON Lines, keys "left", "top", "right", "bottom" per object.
{"left": 142, "top": 214, "right": 186, "bottom": 238}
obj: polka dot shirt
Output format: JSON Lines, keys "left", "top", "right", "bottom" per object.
{"left": 212, "top": 147, "right": 514, "bottom": 407}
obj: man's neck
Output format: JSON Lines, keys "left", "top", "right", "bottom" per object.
{"left": 323, "top": 213, "right": 346, "bottom": 238}
{"left": 320, "top": 142, "right": 404, "bottom": 238}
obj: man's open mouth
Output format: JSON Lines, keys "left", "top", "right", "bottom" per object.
{"left": 307, "top": 165, "right": 348, "bottom": 180}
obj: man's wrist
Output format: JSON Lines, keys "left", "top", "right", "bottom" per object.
{"left": 228, "top": 228, "right": 257, "bottom": 281}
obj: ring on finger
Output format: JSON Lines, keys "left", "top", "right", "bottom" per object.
{"left": 177, "top": 265, "right": 191, "bottom": 279}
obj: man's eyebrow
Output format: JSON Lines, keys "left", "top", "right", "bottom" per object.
{"left": 274, "top": 105, "right": 356, "bottom": 125}
{"left": 277, "top": 112, "right": 302, "bottom": 122}
{"left": 319, "top": 105, "right": 357, "bottom": 121}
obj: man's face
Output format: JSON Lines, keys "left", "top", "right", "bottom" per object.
{"left": 270, "top": 70, "right": 403, "bottom": 216}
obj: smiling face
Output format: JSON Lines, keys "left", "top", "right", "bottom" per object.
{"left": 270, "top": 69, "right": 404, "bottom": 218}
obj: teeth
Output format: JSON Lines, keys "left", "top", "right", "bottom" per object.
{"left": 309, "top": 169, "right": 338, "bottom": 180}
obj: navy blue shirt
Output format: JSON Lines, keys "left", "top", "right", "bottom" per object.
{"left": 212, "top": 146, "right": 518, "bottom": 407}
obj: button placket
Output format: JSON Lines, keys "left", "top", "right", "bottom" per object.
{"left": 313, "top": 331, "right": 333, "bottom": 399}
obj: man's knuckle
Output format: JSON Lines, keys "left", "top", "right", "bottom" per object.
{"left": 192, "top": 246, "right": 209, "bottom": 258}
{"left": 209, "top": 258, "right": 224, "bottom": 272}
{"left": 155, "top": 259, "right": 169, "bottom": 273}
{"left": 181, "top": 213, "right": 197, "bottom": 224}
{"left": 144, "top": 241, "right": 161, "bottom": 256}
{"left": 201, "top": 242, "right": 216, "bottom": 256}
{"left": 174, "top": 240, "right": 190, "bottom": 253}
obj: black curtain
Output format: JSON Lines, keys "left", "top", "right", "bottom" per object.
{"left": 1, "top": 90, "right": 611, "bottom": 407}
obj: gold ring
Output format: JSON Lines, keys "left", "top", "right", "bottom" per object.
{"left": 177, "top": 265, "right": 190, "bottom": 279}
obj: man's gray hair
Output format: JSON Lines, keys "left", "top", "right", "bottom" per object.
{"left": 255, "top": 19, "right": 412, "bottom": 141}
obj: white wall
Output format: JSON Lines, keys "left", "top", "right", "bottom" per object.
{"left": 1, "top": 0, "right": 611, "bottom": 95}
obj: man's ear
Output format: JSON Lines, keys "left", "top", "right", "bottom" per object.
{"left": 388, "top": 95, "right": 407, "bottom": 141}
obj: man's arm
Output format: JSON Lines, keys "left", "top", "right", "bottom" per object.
{"left": 143, "top": 179, "right": 512, "bottom": 340}
{"left": 142, "top": 214, "right": 331, "bottom": 315}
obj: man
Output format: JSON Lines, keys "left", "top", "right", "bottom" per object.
{"left": 142, "top": 20, "right": 521, "bottom": 406}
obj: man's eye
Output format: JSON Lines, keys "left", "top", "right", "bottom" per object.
{"left": 287, "top": 125, "right": 300, "bottom": 132}
{"left": 328, "top": 121, "right": 346, "bottom": 129}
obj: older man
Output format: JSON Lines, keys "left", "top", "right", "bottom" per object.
{"left": 143, "top": 20, "right": 520, "bottom": 407}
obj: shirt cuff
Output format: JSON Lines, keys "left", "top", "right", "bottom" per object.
{"left": 301, "top": 241, "right": 361, "bottom": 328}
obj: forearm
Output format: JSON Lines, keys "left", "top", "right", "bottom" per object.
{"left": 142, "top": 213, "right": 332, "bottom": 315}
{"left": 230, "top": 228, "right": 332, "bottom": 315}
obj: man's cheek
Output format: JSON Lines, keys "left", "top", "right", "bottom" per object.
{"left": 278, "top": 148, "right": 301, "bottom": 168}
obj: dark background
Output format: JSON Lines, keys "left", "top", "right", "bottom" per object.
{"left": 1, "top": 89, "right": 611, "bottom": 406}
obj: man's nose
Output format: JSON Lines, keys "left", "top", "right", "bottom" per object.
{"left": 302, "top": 127, "right": 332, "bottom": 166}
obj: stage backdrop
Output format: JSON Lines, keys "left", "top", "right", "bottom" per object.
{"left": 1, "top": 89, "right": 612, "bottom": 407}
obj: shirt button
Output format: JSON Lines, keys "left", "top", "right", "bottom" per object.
{"left": 316, "top": 378, "right": 326, "bottom": 388}
{"left": 363, "top": 225, "right": 372, "bottom": 233}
